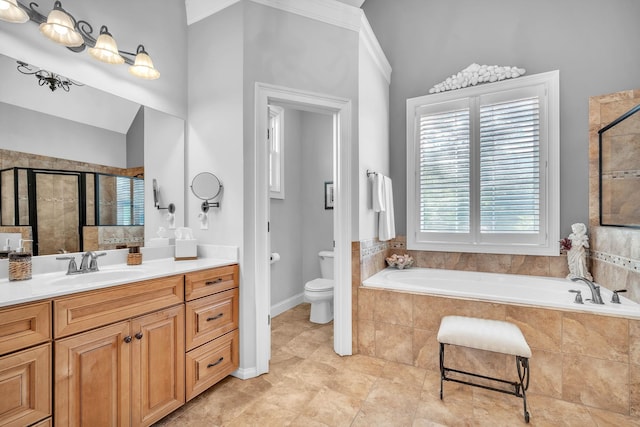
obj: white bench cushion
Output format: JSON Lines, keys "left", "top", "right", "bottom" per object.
{"left": 437, "top": 315, "right": 531, "bottom": 358}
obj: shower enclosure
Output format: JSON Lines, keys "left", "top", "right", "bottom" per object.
{"left": 0, "top": 167, "right": 143, "bottom": 255}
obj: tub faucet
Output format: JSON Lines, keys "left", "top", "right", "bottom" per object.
{"left": 570, "top": 277, "right": 604, "bottom": 304}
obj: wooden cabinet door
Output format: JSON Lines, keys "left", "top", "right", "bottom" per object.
{"left": 0, "top": 343, "right": 51, "bottom": 427}
{"left": 55, "top": 322, "right": 131, "bottom": 427}
{"left": 131, "top": 305, "right": 185, "bottom": 427}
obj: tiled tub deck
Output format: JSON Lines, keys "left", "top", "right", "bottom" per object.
{"left": 356, "top": 286, "right": 640, "bottom": 418}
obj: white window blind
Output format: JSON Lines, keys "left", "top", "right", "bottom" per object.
{"left": 116, "top": 176, "right": 131, "bottom": 225}
{"left": 419, "top": 107, "right": 470, "bottom": 233}
{"left": 132, "top": 178, "right": 144, "bottom": 225}
{"left": 407, "top": 71, "right": 559, "bottom": 255}
{"left": 479, "top": 97, "right": 540, "bottom": 234}
{"left": 116, "top": 177, "right": 144, "bottom": 226}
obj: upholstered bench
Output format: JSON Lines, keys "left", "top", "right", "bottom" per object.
{"left": 437, "top": 315, "right": 532, "bottom": 423}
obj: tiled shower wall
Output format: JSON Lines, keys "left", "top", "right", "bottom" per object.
{"left": 83, "top": 226, "right": 144, "bottom": 251}
{"left": 589, "top": 90, "right": 640, "bottom": 303}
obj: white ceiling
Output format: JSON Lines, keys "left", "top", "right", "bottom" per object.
{"left": 0, "top": 54, "right": 140, "bottom": 134}
{"left": 335, "top": 0, "right": 366, "bottom": 7}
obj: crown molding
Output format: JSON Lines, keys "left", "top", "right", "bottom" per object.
{"left": 359, "top": 13, "right": 391, "bottom": 84}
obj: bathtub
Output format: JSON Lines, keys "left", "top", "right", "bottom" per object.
{"left": 363, "top": 267, "right": 640, "bottom": 319}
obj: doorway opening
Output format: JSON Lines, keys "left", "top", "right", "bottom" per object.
{"left": 254, "top": 83, "right": 352, "bottom": 376}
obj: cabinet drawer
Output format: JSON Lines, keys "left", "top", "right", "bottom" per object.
{"left": 0, "top": 301, "right": 51, "bottom": 356}
{"left": 186, "top": 288, "right": 239, "bottom": 351}
{"left": 31, "top": 417, "right": 52, "bottom": 427}
{"left": 185, "top": 264, "right": 238, "bottom": 301}
{"left": 0, "top": 343, "right": 51, "bottom": 427}
{"left": 54, "top": 275, "right": 184, "bottom": 338}
{"left": 185, "top": 330, "right": 239, "bottom": 401}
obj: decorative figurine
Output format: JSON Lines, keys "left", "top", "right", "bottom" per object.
{"left": 566, "top": 222, "right": 593, "bottom": 281}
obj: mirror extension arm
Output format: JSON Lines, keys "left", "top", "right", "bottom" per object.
{"left": 152, "top": 178, "right": 175, "bottom": 212}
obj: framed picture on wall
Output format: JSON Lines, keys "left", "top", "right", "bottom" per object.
{"left": 324, "top": 181, "right": 334, "bottom": 210}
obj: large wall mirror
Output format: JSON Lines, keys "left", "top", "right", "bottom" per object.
{"left": 599, "top": 103, "right": 640, "bottom": 228}
{"left": 0, "top": 52, "right": 184, "bottom": 255}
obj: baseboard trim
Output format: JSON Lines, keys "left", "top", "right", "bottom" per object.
{"left": 232, "top": 366, "right": 258, "bottom": 380}
{"left": 271, "top": 292, "right": 305, "bottom": 318}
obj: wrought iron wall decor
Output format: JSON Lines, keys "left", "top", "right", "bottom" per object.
{"left": 0, "top": 0, "right": 160, "bottom": 79}
{"left": 16, "top": 60, "right": 83, "bottom": 91}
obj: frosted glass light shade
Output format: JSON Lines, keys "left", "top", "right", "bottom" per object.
{"left": 0, "top": 0, "right": 29, "bottom": 24}
{"left": 88, "top": 26, "right": 124, "bottom": 64}
{"left": 129, "top": 46, "right": 160, "bottom": 80}
{"left": 39, "top": 7, "right": 83, "bottom": 47}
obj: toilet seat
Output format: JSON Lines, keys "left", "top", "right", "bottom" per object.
{"left": 304, "top": 278, "right": 334, "bottom": 292}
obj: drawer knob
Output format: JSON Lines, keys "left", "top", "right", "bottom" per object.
{"left": 135, "top": 332, "right": 143, "bottom": 340}
{"left": 206, "top": 313, "right": 224, "bottom": 322}
{"left": 205, "top": 278, "right": 224, "bottom": 286}
{"left": 207, "top": 357, "right": 224, "bottom": 368}
{"left": 124, "top": 336, "right": 132, "bottom": 343}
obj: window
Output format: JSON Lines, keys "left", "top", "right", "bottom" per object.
{"left": 116, "top": 176, "right": 144, "bottom": 225}
{"left": 407, "top": 71, "right": 559, "bottom": 255}
{"left": 269, "top": 105, "right": 285, "bottom": 199}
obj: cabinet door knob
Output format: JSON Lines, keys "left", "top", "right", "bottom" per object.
{"left": 135, "top": 332, "right": 143, "bottom": 340}
{"left": 206, "top": 313, "right": 224, "bottom": 322}
{"left": 207, "top": 357, "right": 224, "bottom": 368}
{"left": 124, "top": 336, "right": 132, "bottom": 343}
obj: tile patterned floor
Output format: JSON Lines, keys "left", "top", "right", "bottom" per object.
{"left": 155, "top": 303, "right": 640, "bottom": 426}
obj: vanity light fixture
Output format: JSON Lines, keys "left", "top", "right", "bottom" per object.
{"left": 0, "top": 0, "right": 29, "bottom": 23}
{"left": 17, "top": 60, "right": 84, "bottom": 92}
{"left": 0, "top": 0, "right": 160, "bottom": 79}
{"left": 129, "top": 45, "right": 160, "bottom": 79}
{"left": 39, "top": 1, "right": 83, "bottom": 47}
{"left": 87, "top": 26, "right": 124, "bottom": 64}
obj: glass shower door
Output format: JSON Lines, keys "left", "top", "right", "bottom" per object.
{"left": 33, "top": 171, "right": 82, "bottom": 255}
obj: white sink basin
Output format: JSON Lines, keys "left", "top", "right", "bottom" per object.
{"left": 49, "top": 267, "right": 148, "bottom": 286}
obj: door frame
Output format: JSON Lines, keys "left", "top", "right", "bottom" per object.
{"left": 254, "top": 82, "right": 352, "bottom": 376}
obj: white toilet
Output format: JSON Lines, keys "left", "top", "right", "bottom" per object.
{"left": 304, "top": 250, "right": 334, "bottom": 324}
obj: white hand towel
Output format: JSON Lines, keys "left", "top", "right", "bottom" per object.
{"left": 372, "top": 173, "right": 385, "bottom": 212}
{"left": 379, "top": 176, "right": 396, "bottom": 241}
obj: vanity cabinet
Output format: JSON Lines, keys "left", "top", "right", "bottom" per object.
{"left": 0, "top": 262, "right": 239, "bottom": 426}
{"left": 54, "top": 275, "right": 185, "bottom": 427}
{"left": 0, "top": 301, "right": 51, "bottom": 427}
{"left": 185, "top": 265, "right": 239, "bottom": 401}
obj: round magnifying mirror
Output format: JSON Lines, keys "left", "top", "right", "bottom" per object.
{"left": 190, "top": 172, "right": 222, "bottom": 201}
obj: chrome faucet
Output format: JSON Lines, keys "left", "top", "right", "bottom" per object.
{"left": 79, "top": 251, "right": 107, "bottom": 272}
{"left": 57, "top": 251, "right": 107, "bottom": 275}
{"left": 570, "top": 277, "right": 604, "bottom": 304}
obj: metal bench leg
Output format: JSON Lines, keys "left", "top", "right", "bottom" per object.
{"left": 516, "top": 356, "right": 530, "bottom": 423}
{"left": 439, "top": 343, "right": 445, "bottom": 400}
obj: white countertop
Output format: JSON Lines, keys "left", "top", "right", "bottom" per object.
{"left": 0, "top": 245, "right": 238, "bottom": 308}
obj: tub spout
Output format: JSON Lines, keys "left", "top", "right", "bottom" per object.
{"left": 570, "top": 277, "right": 604, "bottom": 305}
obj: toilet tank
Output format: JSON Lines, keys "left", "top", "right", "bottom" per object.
{"left": 318, "top": 250, "right": 334, "bottom": 279}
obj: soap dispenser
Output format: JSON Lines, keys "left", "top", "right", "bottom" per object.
{"left": 8, "top": 239, "right": 33, "bottom": 281}
{"left": 0, "top": 239, "right": 11, "bottom": 259}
